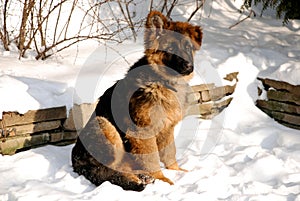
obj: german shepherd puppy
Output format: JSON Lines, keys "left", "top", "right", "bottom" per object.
{"left": 72, "top": 11, "right": 203, "bottom": 191}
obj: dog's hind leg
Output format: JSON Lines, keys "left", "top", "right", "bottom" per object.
{"left": 72, "top": 115, "right": 154, "bottom": 191}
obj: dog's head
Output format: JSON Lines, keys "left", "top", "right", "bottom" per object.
{"left": 144, "top": 11, "right": 202, "bottom": 77}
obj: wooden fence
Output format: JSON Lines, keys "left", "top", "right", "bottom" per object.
{"left": 0, "top": 72, "right": 238, "bottom": 155}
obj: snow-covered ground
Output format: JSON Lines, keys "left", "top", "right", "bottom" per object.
{"left": 1, "top": 1, "right": 300, "bottom": 200}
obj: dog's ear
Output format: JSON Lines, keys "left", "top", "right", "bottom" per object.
{"left": 145, "top": 11, "right": 168, "bottom": 35}
{"left": 194, "top": 26, "right": 203, "bottom": 49}
{"left": 144, "top": 11, "right": 169, "bottom": 51}
{"left": 190, "top": 26, "right": 203, "bottom": 50}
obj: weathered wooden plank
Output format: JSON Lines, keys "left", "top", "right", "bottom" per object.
{"left": 280, "top": 122, "right": 300, "bottom": 130}
{"left": 256, "top": 100, "right": 300, "bottom": 115}
{"left": 186, "top": 97, "right": 233, "bottom": 119}
{"left": 201, "top": 85, "right": 236, "bottom": 102}
{"left": 49, "top": 132, "right": 64, "bottom": 143}
{"left": 49, "top": 131, "right": 77, "bottom": 143}
{"left": 191, "top": 71, "right": 238, "bottom": 96}
{"left": 260, "top": 108, "right": 300, "bottom": 126}
{"left": 0, "top": 133, "right": 49, "bottom": 155}
{"left": 191, "top": 83, "right": 215, "bottom": 92}
{"left": 1, "top": 106, "right": 67, "bottom": 127}
{"left": 5, "top": 120, "right": 61, "bottom": 135}
{"left": 258, "top": 78, "right": 300, "bottom": 96}
{"left": 188, "top": 84, "right": 235, "bottom": 104}
{"left": 271, "top": 111, "right": 300, "bottom": 125}
{"left": 0, "top": 131, "right": 77, "bottom": 155}
{"left": 267, "top": 90, "right": 300, "bottom": 105}
{"left": 62, "top": 131, "right": 78, "bottom": 141}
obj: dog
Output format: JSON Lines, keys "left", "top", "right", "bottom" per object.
{"left": 72, "top": 10, "right": 203, "bottom": 191}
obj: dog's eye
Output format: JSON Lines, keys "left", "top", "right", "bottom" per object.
{"left": 168, "top": 46, "right": 174, "bottom": 52}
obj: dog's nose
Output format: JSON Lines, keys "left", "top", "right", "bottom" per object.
{"left": 181, "top": 62, "right": 193, "bottom": 75}
{"left": 185, "top": 62, "right": 193, "bottom": 71}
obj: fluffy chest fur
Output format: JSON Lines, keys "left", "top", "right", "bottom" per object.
{"left": 129, "top": 81, "right": 183, "bottom": 130}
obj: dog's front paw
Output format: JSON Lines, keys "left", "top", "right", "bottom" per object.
{"left": 166, "top": 162, "right": 188, "bottom": 172}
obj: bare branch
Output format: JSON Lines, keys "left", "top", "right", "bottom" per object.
{"left": 35, "top": 33, "right": 121, "bottom": 60}
{"left": 229, "top": 9, "right": 256, "bottom": 29}
{"left": 64, "top": 0, "right": 78, "bottom": 39}
{"left": 0, "top": 0, "right": 9, "bottom": 50}
{"left": 166, "top": 0, "right": 178, "bottom": 19}
{"left": 117, "top": 0, "right": 137, "bottom": 41}
{"left": 187, "top": 0, "right": 204, "bottom": 22}
{"left": 53, "top": 0, "right": 63, "bottom": 44}
{"left": 18, "top": 0, "right": 35, "bottom": 58}
{"left": 161, "top": 0, "right": 167, "bottom": 13}
{"left": 149, "top": 0, "right": 154, "bottom": 12}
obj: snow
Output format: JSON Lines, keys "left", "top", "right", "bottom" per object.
{"left": 1, "top": 0, "right": 300, "bottom": 200}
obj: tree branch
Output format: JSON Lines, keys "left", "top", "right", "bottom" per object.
{"left": 187, "top": 0, "right": 204, "bottom": 22}
{"left": 229, "top": 9, "right": 256, "bottom": 29}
